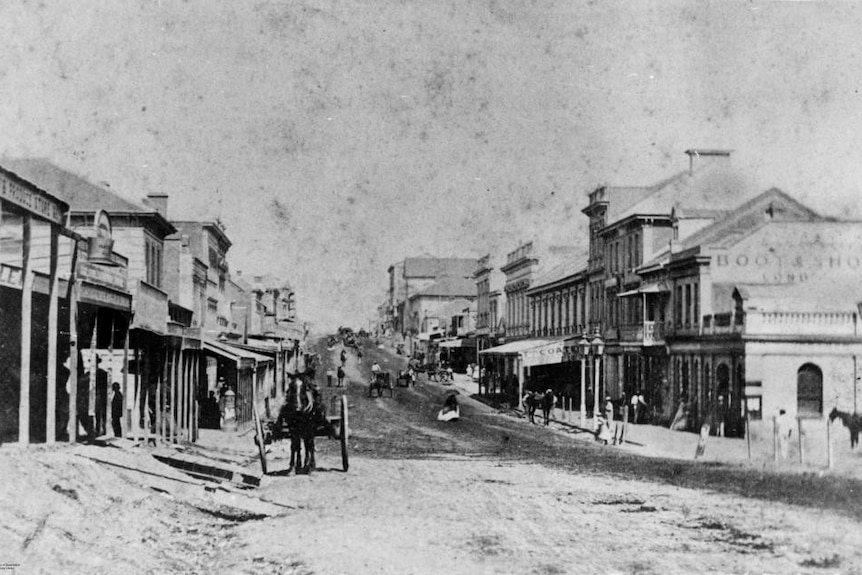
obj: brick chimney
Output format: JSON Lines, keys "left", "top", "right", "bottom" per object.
{"left": 144, "top": 193, "right": 169, "bottom": 218}
{"left": 685, "top": 149, "right": 732, "bottom": 175}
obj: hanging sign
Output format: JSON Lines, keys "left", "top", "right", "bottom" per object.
{"left": 87, "top": 209, "right": 115, "bottom": 265}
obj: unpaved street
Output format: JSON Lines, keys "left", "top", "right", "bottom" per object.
{"left": 3, "top": 337, "right": 862, "bottom": 574}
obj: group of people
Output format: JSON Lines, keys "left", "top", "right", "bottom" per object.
{"left": 61, "top": 352, "right": 126, "bottom": 441}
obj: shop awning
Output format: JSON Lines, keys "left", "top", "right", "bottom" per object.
{"left": 617, "top": 282, "right": 669, "bottom": 297}
{"left": 522, "top": 337, "right": 580, "bottom": 367}
{"left": 203, "top": 339, "right": 273, "bottom": 369}
{"left": 479, "top": 337, "right": 559, "bottom": 357}
{"left": 438, "top": 338, "right": 476, "bottom": 348}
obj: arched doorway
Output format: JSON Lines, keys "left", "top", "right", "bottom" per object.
{"left": 797, "top": 363, "right": 823, "bottom": 417}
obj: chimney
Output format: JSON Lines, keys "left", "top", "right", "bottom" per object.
{"left": 144, "top": 193, "right": 169, "bottom": 218}
{"left": 685, "top": 149, "right": 731, "bottom": 175}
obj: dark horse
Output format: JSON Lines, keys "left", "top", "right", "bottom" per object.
{"left": 278, "top": 375, "right": 322, "bottom": 474}
{"left": 829, "top": 407, "right": 862, "bottom": 449}
{"left": 523, "top": 390, "right": 556, "bottom": 426}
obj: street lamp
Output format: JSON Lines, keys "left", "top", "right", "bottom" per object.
{"left": 591, "top": 333, "right": 604, "bottom": 431}
{"left": 577, "top": 332, "right": 605, "bottom": 429}
{"left": 578, "top": 334, "right": 590, "bottom": 428}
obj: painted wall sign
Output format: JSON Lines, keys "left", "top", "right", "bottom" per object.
{"left": 711, "top": 224, "right": 862, "bottom": 284}
{"left": 0, "top": 174, "right": 65, "bottom": 224}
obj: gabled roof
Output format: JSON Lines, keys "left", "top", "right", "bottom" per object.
{"left": 641, "top": 188, "right": 824, "bottom": 268}
{"left": 403, "top": 257, "right": 477, "bottom": 279}
{"left": 2, "top": 157, "right": 175, "bottom": 236}
{"left": 409, "top": 276, "right": 477, "bottom": 299}
{"left": 610, "top": 158, "right": 756, "bottom": 225}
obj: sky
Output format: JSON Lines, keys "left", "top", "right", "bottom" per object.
{"left": 2, "top": 0, "right": 862, "bottom": 332}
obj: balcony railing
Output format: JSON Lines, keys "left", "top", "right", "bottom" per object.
{"left": 618, "top": 321, "right": 664, "bottom": 345}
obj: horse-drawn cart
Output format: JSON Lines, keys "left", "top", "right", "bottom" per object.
{"left": 369, "top": 371, "right": 394, "bottom": 397}
{"left": 254, "top": 394, "right": 349, "bottom": 475}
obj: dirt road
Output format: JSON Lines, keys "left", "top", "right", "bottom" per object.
{"left": 2, "top": 337, "right": 862, "bottom": 574}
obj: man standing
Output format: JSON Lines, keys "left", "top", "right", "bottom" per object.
{"left": 111, "top": 382, "right": 124, "bottom": 438}
{"left": 94, "top": 356, "right": 109, "bottom": 436}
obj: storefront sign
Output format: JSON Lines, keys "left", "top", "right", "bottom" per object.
{"left": 79, "top": 281, "right": 132, "bottom": 311}
{"left": 522, "top": 342, "right": 566, "bottom": 367}
{"left": 0, "top": 174, "right": 65, "bottom": 224}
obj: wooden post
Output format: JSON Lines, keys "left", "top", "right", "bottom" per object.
{"left": 89, "top": 316, "right": 97, "bottom": 434}
{"left": 797, "top": 417, "right": 804, "bottom": 465}
{"left": 171, "top": 348, "right": 178, "bottom": 443}
{"left": 745, "top": 411, "right": 752, "bottom": 460}
{"left": 68, "top": 281, "right": 79, "bottom": 443}
{"left": 122, "top": 327, "right": 129, "bottom": 438}
{"left": 46, "top": 225, "right": 60, "bottom": 443}
{"left": 132, "top": 343, "right": 141, "bottom": 443}
{"left": 19, "top": 213, "right": 32, "bottom": 445}
{"left": 106, "top": 314, "right": 115, "bottom": 437}
{"left": 827, "top": 417, "right": 833, "bottom": 470}
{"left": 191, "top": 352, "right": 198, "bottom": 443}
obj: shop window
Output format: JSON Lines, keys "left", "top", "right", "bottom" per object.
{"left": 797, "top": 363, "right": 823, "bottom": 417}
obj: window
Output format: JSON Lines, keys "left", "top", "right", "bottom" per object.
{"left": 797, "top": 363, "right": 823, "bottom": 417}
{"left": 675, "top": 285, "right": 683, "bottom": 327}
{"left": 684, "top": 284, "right": 691, "bottom": 326}
{"left": 693, "top": 283, "right": 700, "bottom": 326}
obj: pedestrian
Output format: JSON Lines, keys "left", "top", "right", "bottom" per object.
{"left": 596, "top": 413, "right": 612, "bottom": 445}
{"left": 604, "top": 396, "right": 614, "bottom": 422}
{"left": 337, "top": 365, "right": 345, "bottom": 387}
{"left": 437, "top": 391, "right": 460, "bottom": 421}
{"left": 111, "top": 382, "right": 124, "bottom": 438}
{"left": 776, "top": 408, "right": 792, "bottom": 460}
{"left": 94, "top": 356, "right": 109, "bottom": 436}
{"left": 340, "top": 349, "right": 347, "bottom": 367}
{"left": 631, "top": 392, "right": 647, "bottom": 424}
{"left": 357, "top": 348, "right": 363, "bottom": 365}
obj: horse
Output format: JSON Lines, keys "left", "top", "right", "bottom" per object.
{"left": 829, "top": 407, "right": 862, "bottom": 449}
{"left": 278, "top": 375, "right": 320, "bottom": 474}
{"left": 522, "top": 390, "right": 556, "bottom": 425}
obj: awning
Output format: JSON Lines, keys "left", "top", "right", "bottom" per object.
{"left": 438, "top": 338, "right": 476, "bottom": 349}
{"left": 203, "top": 339, "right": 273, "bottom": 369}
{"left": 479, "top": 337, "right": 562, "bottom": 357}
{"left": 522, "top": 337, "right": 577, "bottom": 367}
{"left": 617, "top": 282, "right": 669, "bottom": 297}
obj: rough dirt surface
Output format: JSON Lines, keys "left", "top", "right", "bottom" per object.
{"left": 2, "top": 336, "right": 862, "bottom": 574}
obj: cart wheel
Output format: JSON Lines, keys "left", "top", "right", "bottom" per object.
{"left": 253, "top": 407, "right": 268, "bottom": 475}
{"left": 340, "top": 395, "right": 349, "bottom": 472}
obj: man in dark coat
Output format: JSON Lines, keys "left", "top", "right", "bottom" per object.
{"left": 111, "top": 382, "right": 124, "bottom": 438}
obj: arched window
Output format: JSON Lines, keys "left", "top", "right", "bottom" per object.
{"left": 797, "top": 363, "right": 823, "bottom": 417}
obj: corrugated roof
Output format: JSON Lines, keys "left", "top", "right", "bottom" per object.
{"left": 1, "top": 157, "right": 152, "bottom": 213}
{"left": 403, "top": 257, "right": 477, "bottom": 278}
{"left": 410, "top": 276, "right": 477, "bottom": 298}
{"left": 529, "top": 250, "right": 589, "bottom": 291}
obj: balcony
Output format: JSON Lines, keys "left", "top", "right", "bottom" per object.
{"left": 131, "top": 279, "right": 169, "bottom": 334}
{"left": 700, "top": 313, "right": 743, "bottom": 336}
{"left": 618, "top": 321, "right": 664, "bottom": 346}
